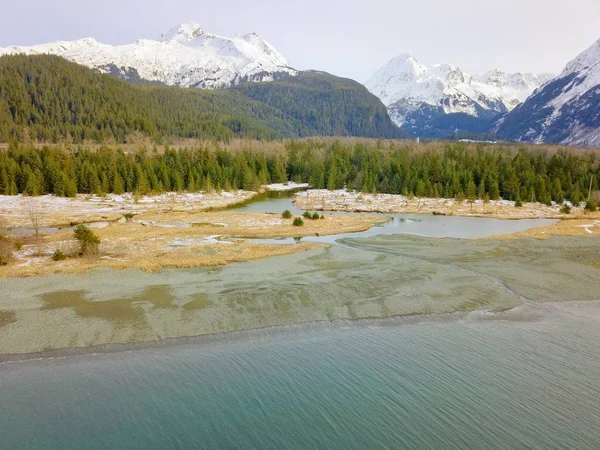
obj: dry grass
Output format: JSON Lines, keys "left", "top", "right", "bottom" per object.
{"left": 0, "top": 209, "right": 382, "bottom": 278}
{"left": 133, "top": 211, "right": 383, "bottom": 238}
{"left": 0, "top": 241, "right": 323, "bottom": 278}
{"left": 493, "top": 219, "right": 600, "bottom": 240}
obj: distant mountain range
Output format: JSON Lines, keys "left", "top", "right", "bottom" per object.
{"left": 1, "top": 24, "right": 598, "bottom": 146}
{"left": 364, "top": 54, "right": 553, "bottom": 138}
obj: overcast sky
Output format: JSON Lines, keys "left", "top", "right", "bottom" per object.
{"left": 1, "top": 0, "right": 598, "bottom": 81}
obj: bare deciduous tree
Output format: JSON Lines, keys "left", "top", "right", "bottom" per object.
{"left": 27, "top": 200, "right": 43, "bottom": 239}
{"left": 0, "top": 217, "right": 11, "bottom": 266}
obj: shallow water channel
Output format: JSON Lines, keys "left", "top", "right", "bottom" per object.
{"left": 228, "top": 189, "right": 557, "bottom": 242}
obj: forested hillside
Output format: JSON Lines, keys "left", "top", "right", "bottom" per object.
{"left": 1, "top": 141, "right": 597, "bottom": 205}
{"left": 0, "top": 55, "right": 300, "bottom": 142}
{"left": 233, "top": 72, "right": 401, "bottom": 138}
{"left": 0, "top": 55, "right": 402, "bottom": 143}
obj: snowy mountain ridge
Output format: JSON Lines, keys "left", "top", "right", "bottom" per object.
{"left": 0, "top": 23, "right": 297, "bottom": 89}
{"left": 498, "top": 38, "right": 600, "bottom": 147}
{"left": 365, "top": 53, "right": 553, "bottom": 130}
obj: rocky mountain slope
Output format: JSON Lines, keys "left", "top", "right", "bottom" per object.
{"left": 497, "top": 39, "right": 600, "bottom": 147}
{"left": 0, "top": 23, "right": 297, "bottom": 89}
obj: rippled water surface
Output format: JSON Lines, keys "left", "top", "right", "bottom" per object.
{"left": 1, "top": 311, "right": 599, "bottom": 450}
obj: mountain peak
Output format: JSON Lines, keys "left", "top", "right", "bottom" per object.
{"left": 481, "top": 69, "right": 507, "bottom": 86}
{"left": 158, "top": 23, "right": 205, "bottom": 43}
{"left": 498, "top": 36, "right": 600, "bottom": 147}
{"left": 387, "top": 53, "right": 419, "bottom": 66}
{"left": 382, "top": 53, "right": 427, "bottom": 76}
{"left": 0, "top": 24, "right": 296, "bottom": 89}
{"left": 564, "top": 38, "right": 600, "bottom": 75}
{"left": 432, "top": 64, "right": 471, "bottom": 84}
{"left": 390, "top": 52, "right": 416, "bottom": 61}
{"left": 366, "top": 53, "right": 554, "bottom": 135}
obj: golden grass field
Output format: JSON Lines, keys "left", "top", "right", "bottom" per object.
{"left": 0, "top": 205, "right": 383, "bottom": 277}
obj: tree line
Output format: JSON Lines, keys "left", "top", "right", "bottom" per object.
{"left": 0, "top": 141, "right": 598, "bottom": 205}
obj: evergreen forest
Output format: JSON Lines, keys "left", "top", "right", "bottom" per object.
{"left": 0, "top": 55, "right": 401, "bottom": 143}
{"left": 1, "top": 140, "right": 597, "bottom": 206}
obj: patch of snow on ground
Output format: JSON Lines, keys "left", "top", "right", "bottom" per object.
{"left": 167, "top": 236, "right": 233, "bottom": 247}
{"left": 265, "top": 182, "right": 309, "bottom": 191}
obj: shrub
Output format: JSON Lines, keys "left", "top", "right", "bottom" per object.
{"left": 282, "top": 210, "right": 292, "bottom": 219}
{"left": 514, "top": 198, "right": 523, "bottom": 207}
{"left": 302, "top": 211, "right": 312, "bottom": 219}
{"left": 0, "top": 247, "right": 11, "bottom": 266}
{"left": 293, "top": 217, "right": 304, "bottom": 227}
{"left": 320, "top": 214, "right": 325, "bottom": 220}
{"left": 14, "top": 239, "right": 23, "bottom": 250}
{"left": 560, "top": 204, "right": 572, "bottom": 214}
{"left": 73, "top": 225, "right": 101, "bottom": 255}
{"left": 311, "top": 212, "right": 320, "bottom": 220}
{"left": 584, "top": 200, "right": 597, "bottom": 212}
{"left": 570, "top": 190, "right": 582, "bottom": 207}
{"left": 52, "top": 249, "right": 67, "bottom": 261}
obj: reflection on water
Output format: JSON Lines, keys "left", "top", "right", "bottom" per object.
{"left": 228, "top": 189, "right": 308, "bottom": 215}
{"left": 227, "top": 193, "right": 556, "bottom": 242}
{"left": 247, "top": 212, "right": 556, "bottom": 245}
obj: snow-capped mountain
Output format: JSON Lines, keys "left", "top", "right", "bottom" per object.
{"left": 365, "top": 54, "right": 552, "bottom": 137}
{"left": 0, "top": 23, "right": 297, "bottom": 88}
{"left": 498, "top": 38, "right": 600, "bottom": 147}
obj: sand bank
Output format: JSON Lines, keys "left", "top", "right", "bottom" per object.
{"left": 494, "top": 219, "right": 600, "bottom": 239}
{"left": 0, "top": 234, "right": 598, "bottom": 355}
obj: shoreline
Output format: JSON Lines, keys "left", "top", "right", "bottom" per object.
{"left": 2, "top": 298, "right": 598, "bottom": 364}
{"left": 0, "top": 310, "right": 473, "bottom": 363}
{"left": 294, "top": 189, "right": 600, "bottom": 221}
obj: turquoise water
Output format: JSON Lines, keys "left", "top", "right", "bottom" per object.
{"left": 1, "top": 312, "right": 599, "bottom": 449}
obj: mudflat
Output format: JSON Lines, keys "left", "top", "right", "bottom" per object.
{"left": 1, "top": 234, "right": 598, "bottom": 355}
